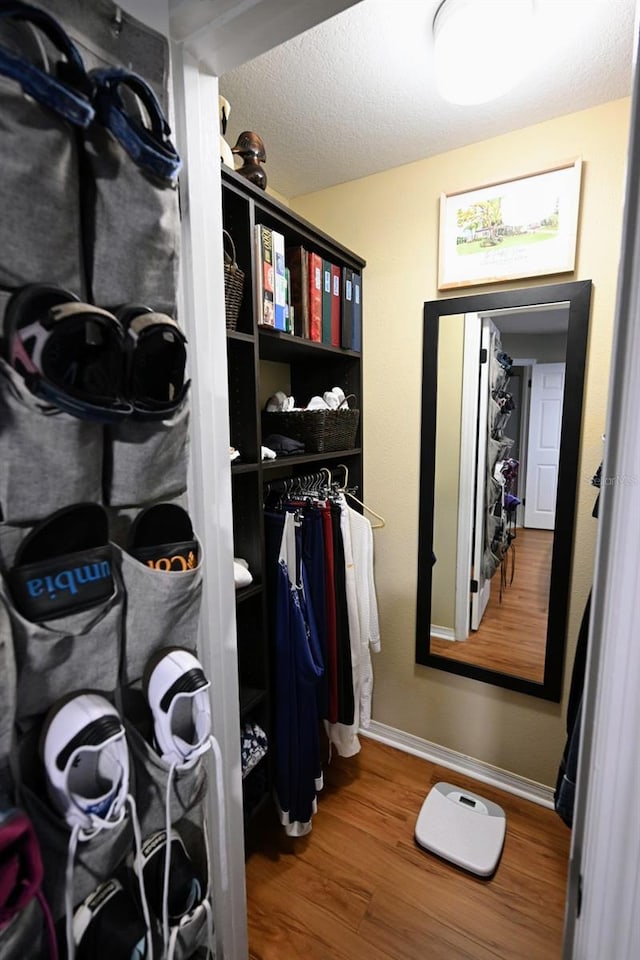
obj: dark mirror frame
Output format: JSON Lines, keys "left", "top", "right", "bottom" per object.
{"left": 415, "top": 279, "right": 592, "bottom": 701}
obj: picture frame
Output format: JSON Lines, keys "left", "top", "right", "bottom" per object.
{"left": 438, "top": 159, "right": 582, "bottom": 291}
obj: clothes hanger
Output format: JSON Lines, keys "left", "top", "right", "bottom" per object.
{"left": 335, "top": 463, "right": 386, "bottom": 529}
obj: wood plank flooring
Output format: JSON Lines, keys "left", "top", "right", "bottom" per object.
{"left": 431, "top": 527, "right": 553, "bottom": 682}
{"left": 245, "top": 737, "right": 570, "bottom": 960}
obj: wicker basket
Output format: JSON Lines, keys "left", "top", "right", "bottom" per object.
{"left": 262, "top": 395, "right": 360, "bottom": 453}
{"left": 223, "top": 229, "right": 245, "bottom": 330}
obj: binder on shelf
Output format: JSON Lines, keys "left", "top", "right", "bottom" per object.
{"left": 341, "top": 266, "right": 354, "bottom": 349}
{"left": 272, "top": 229, "right": 287, "bottom": 331}
{"left": 285, "top": 266, "right": 292, "bottom": 333}
{"left": 330, "top": 263, "right": 341, "bottom": 347}
{"left": 308, "top": 252, "right": 323, "bottom": 342}
{"left": 255, "top": 224, "right": 275, "bottom": 328}
{"left": 352, "top": 271, "right": 362, "bottom": 352}
{"left": 286, "top": 245, "right": 308, "bottom": 337}
{"left": 321, "top": 259, "right": 332, "bottom": 344}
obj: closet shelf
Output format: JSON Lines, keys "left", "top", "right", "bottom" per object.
{"left": 240, "top": 686, "right": 267, "bottom": 718}
{"left": 227, "top": 329, "right": 255, "bottom": 345}
{"left": 261, "top": 449, "right": 362, "bottom": 471}
{"left": 242, "top": 782, "right": 271, "bottom": 827}
{"left": 235, "top": 583, "right": 262, "bottom": 604}
{"left": 259, "top": 328, "right": 360, "bottom": 363}
{"left": 223, "top": 167, "right": 364, "bottom": 833}
{"left": 222, "top": 166, "right": 365, "bottom": 269}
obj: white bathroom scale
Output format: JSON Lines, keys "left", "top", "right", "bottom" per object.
{"left": 414, "top": 781, "right": 506, "bottom": 877}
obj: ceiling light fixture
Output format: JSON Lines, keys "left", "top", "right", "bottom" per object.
{"left": 433, "top": 0, "right": 536, "bottom": 106}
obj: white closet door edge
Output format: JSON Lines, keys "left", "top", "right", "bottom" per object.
{"left": 564, "top": 17, "right": 640, "bottom": 959}
{"left": 172, "top": 47, "right": 248, "bottom": 960}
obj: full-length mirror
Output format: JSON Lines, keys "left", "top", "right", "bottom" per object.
{"left": 416, "top": 280, "right": 592, "bottom": 700}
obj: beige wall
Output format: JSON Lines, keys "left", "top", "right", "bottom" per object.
{"left": 290, "top": 99, "right": 630, "bottom": 786}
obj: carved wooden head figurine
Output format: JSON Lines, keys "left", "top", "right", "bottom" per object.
{"left": 232, "top": 131, "right": 267, "bottom": 189}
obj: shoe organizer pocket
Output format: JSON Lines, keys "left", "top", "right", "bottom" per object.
{"left": 0, "top": 598, "right": 16, "bottom": 768}
{"left": 0, "top": 16, "right": 87, "bottom": 295}
{"left": 2, "top": 572, "right": 123, "bottom": 729}
{"left": 82, "top": 70, "right": 180, "bottom": 315}
{"left": 0, "top": 359, "right": 103, "bottom": 525}
{"left": 168, "top": 899, "right": 213, "bottom": 960}
{"left": 104, "top": 401, "right": 190, "bottom": 508}
{"left": 18, "top": 731, "right": 134, "bottom": 923}
{"left": 0, "top": 523, "right": 28, "bottom": 574}
{"left": 169, "top": 813, "right": 214, "bottom": 960}
{"left": 119, "top": 545, "right": 202, "bottom": 685}
{"left": 0, "top": 897, "right": 44, "bottom": 960}
{"left": 126, "top": 722, "right": 207, "bottom": 839}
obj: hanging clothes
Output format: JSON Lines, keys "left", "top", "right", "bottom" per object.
{"left": 324, "top": 495, "right": 380, "bottom": 758}
{"left": 320, "top": 504, "right": 339, "bottom": 723}
{"left": 300, "top": 504, "right": 328, "bottom": 719}
{"left": 264, "top": 510, "right": 324, "bottom": 836}
{"left": 347, "top": 504, "right": 381, "bottom": 727}
{"left": 330, "top": 501, "right": 355, "bottom": 726}
{"left": 263, "top": 477, "right": 381, "bottom": 830}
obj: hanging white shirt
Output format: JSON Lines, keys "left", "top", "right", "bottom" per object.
{"left": 324, "top": 495, "right": 380, "bottom": 757}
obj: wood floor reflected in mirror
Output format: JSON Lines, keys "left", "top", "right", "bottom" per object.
{"left": 430, "top": 528, "right": 552, "bottom": 683}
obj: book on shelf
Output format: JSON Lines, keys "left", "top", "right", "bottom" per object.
{"left": 285, "top": 266, "right": 292, "bottom": 333}
{"left": 330, "top": 263, "right": 341, "bottom": 347}
{"left": 286, "top": 245, "right": 308, "bottom": 338}
{"left": 255, "top": 224, "right": 275, "bottom": 328}
{"left": 352, "top": 271, "right": 362, "bottom": 352}
{"left": 308, "top": 252, "right": 323, "bottom": 342}
{"left": 321, "top": 259, "right": 332, "bottom": 344}
{"left": 341, "top": 266, "right": 354, "bottom": 349}
{"left": 272, "top": 229, "right": 287, "bottom": 331}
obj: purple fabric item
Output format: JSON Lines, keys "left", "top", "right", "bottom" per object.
{"left": 0, "top": 808, "right": 58, "bottom": 958}
{"left": 0, "top": 808, "right": 43, "bottom": 927}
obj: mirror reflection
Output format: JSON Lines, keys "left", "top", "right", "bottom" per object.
{"left": 415, "top": 280, "right": 592, "bottom": 700}
{"left": 430, "top": 304, "right": 569, "bottom": 683}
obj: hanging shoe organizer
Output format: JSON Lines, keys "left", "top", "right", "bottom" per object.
{"left": 0, "top": 4, "right": 218, "bottom": 958}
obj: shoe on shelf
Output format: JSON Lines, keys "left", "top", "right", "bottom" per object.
{"left": 143, "top": 648, "right": 217, "bottom": 955}
{"left": 137, "top": 829, "right": 204, "bottom": 923}
{"left": 143, "top": 648, "right": 212, "bottom": 770}
{"left": 117, "top": 304, "right": 190, "bottom": 420}
{"left": 41, "top": 692, "right": 153, "bottom": 960}
{"left": 73, "top": 878, "right": 149, "bottom": 960}
{"left": 126, "top": 503, "right": 199, "bottom": 572}
{"left": 7, "top": 502, "right": 113, "bottom": 623}
{"left": 4, "top": 283, "right": 132, "bottom": 422}
{"left": 40, "top": 692, "right": 130, "bottom": 837}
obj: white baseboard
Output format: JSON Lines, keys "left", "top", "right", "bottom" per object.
{"left": 431, "top": 625, "right": 455, "bottom": 641}
{"left": 360, "top": 720, "right": 554, "bottom": 809}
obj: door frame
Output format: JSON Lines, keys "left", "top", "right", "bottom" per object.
{"left": 454, "top": 313, "right": 481, "bottom": 640}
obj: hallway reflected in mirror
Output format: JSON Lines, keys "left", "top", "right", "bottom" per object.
{"left": 431, "top": 527, "right": 552, "bottom": 682}
{"left": 430, "top": 303, "right": 568, "bottom": 684}
{"left": 415, "top": 280, "right": 592, "bottom": 701}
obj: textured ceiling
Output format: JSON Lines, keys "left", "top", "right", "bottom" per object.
{"left": 219, "top": 0, "right": 636, "bottom": 199}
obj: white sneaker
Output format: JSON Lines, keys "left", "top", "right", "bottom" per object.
{"left": 143, "top": 647, "right": 212, "bottom": 769}
{"left": 40, "top": 692, "right": 129, "bottom": 837}
{"left": 41, "top": 693, "right": 152, "bottom": 960}
{"left": 143, "top": 648, "right": 217, "bottom": 955}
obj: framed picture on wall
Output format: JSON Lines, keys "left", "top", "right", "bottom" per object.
{"left": 438, "top": 158, "right": 582, "bottom": 290}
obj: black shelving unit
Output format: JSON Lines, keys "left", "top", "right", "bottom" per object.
{"left": 222, "top": 166, "right": 366, "bottom": 830}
